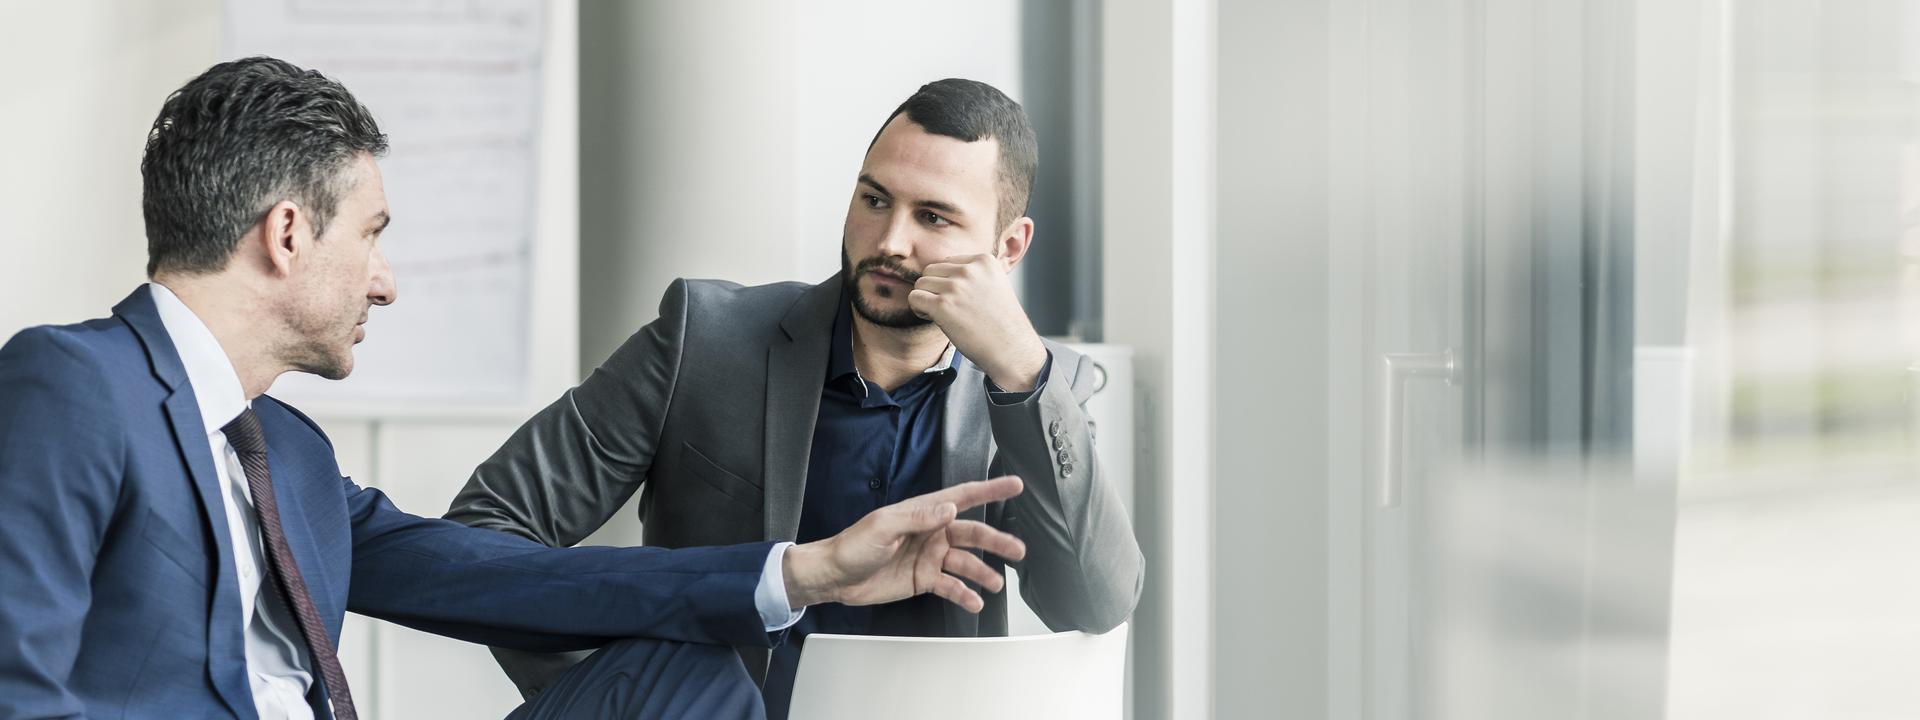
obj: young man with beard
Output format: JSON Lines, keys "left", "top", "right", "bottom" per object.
{"left": 448, "top": 79, "right": 1143, "bottom": 717}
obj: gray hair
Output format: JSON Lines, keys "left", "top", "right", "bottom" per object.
{"left": 141, "top": 56, "right": 388, "bottom": 276}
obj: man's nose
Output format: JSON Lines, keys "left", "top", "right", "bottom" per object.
{"left": 874, "top": 211, "right": 917, "bottom": 259}
{"left": 368, "top": 246, "right": 397, "bottom": 306}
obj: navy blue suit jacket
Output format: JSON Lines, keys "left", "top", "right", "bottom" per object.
{"left": 0, "top": 288, "right": 781, "bottom": 719}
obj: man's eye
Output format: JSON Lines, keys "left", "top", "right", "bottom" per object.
{"left": 863, "top": 194, "right": 888, "bottom": 209}
{"left": 922, "top": 211, "right": 950, "bottom": 227}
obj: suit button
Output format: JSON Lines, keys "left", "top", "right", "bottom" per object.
{"left": 1049, "top": 420, "right": 1061, "bottom": 437}
{"left": 1061, "top": 463, "right": 1074, "bottom": 477}
{"left": 1052, "top": 436, "right": 1066, "bottom": 451}
{"left": 868, "top": 477, "right": 883, "bottom": 491}
{"left": 1057, "top": 449, "right": 1072, "bottom": 465}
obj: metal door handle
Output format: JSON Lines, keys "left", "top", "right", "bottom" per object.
{"left": 1378, "top": 349, "right": 1457, "bottom": 507}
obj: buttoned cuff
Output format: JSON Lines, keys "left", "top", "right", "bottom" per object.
{"left": 755, "top": 541, "right": 807, "bottom": 631}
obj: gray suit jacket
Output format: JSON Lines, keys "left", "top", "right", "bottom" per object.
{"left": 446, "top": 273, "right": 1143, "bottom": 696}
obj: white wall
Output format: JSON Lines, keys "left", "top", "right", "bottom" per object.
{"left": 0, "top": 2, "right": 218, "bottom": 337}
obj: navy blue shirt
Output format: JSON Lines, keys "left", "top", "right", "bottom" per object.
{"left": 763, "top": 291, "right": 1048, "bottom": 718}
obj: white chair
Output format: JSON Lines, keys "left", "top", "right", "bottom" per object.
{"left": 786, "top": 623, "right": 1129, "bottom": 720}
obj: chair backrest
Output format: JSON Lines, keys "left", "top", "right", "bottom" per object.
{"left": 787, "top": 623, "right": 1129, "bottom": 720}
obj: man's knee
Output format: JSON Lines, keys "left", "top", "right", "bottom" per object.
{"left": 594, "top": 637, "right": 753, "bottom": 690}
{"left": 598, "top": 637, "right": 732, "bottom": 665}
{"left": 671, "top": 641, "right": 750, "bottom": 677}
{"left": 515, "top": 639, "right": 760, "bottom": 720}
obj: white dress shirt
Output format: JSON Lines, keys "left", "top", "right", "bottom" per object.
{"left": 146, "top": 284, "right": 803, "bottom": 718}
{"left": 150, "top": 283, "right": 317, "bottom": 720}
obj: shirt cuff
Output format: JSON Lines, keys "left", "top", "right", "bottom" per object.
{"left": 987, "top": 352, "right": 1053, "bottom": 406}
{"left": 755, "top": 541, "right": 807, "bottom": 631}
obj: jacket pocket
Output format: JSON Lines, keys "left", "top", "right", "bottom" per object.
{"left": 679, "top": 441, "right": 762, "bottom": 512}
{"left": 141, "top": 508, "right": 209, "bottom": 588}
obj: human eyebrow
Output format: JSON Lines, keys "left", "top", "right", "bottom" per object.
{"left": 859, "top": 174, "right": 962, "bottom": 219}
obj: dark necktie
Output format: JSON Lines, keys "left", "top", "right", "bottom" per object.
{"left": 222, "top": 408, "right": 359, "bottom": 720}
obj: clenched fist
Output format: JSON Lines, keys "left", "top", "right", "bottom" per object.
{"left": 907, "top": 254, "right": 1049, "bottom": 392}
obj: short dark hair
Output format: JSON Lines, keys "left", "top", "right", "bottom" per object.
{"left": 871, "top": 79, "right": 1037, "bottom": 231}
{"left": 141, "top": 56, "right": 388, "bottom": 276}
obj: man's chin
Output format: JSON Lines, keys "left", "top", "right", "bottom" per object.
{"left": 295, "top": 352, "right": 354, "bottom": 381}
{"left": 311, "top": 364, "right": 352, "bottom": 382}
{"left": 851, "top": 295, "right": 931, "bottom": 329}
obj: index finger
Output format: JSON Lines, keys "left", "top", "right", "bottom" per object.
{"left": 923, "top": 254, "right": 993, "bottom": 277}
{"left": 947, "top": 519, "right": 1027, "bottom": 563}
{"left": 916, "top": 475, "right": 1023, "bottom": 514}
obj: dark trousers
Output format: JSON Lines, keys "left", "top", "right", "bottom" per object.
{"left": 505, "top": 638, "right": 764, "bottom": 720}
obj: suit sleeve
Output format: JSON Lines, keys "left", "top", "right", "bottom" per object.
{"left": 346, "top": 476, "right": 781, "bottom": 652}
{"left": 0, "top": 329, "right": 126, "bottom": 718}
{"left": 438, "top": 280, "right": 697, "bottom": 694}
{"left": 444, "top": 279, "right": 691, "bottom": 547}
{"left": 988, "top": 349, "right": 1144, "bottom": 633}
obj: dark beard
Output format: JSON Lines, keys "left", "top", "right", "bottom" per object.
{"left": 841, "top": 248, "right": 931, "bottom": 329}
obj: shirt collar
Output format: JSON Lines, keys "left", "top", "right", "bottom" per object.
{"left": 146, "top": 282, "right": 249, "bottom": 435}
{"left": 827, "top": 288, "right": 962, "bottom": 397}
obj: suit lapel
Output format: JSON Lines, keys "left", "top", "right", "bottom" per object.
{"left": 115, "top": 287, "right": 252, "bottom": 718}
{"left": 762, "top": 275, "right": 842, "bottom": 542}
{"left": 940, "top": 357, "right": 995, "bottom": 490}
{"left": 940, "top": 355, "right": 996, "bottom": 635}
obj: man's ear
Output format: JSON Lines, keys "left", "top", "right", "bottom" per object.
{"left": 257, "top": 199, "right": 305, "bottom": 278}
{"left": 996, "top": 216, "right": 1036, "bottom": 271}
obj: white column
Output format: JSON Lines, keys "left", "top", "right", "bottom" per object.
{"left": 1103, "top": 0, "right": 1218, "bottom": 717}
